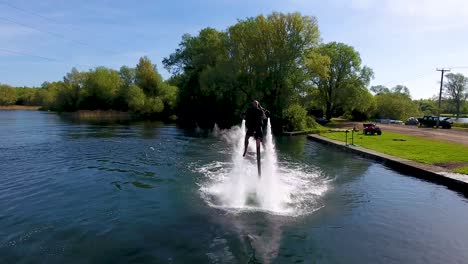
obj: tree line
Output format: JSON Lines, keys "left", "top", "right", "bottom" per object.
{"left": 0, "top": 57, "right": 178, "bottom": 119}
{"left": 1, "top": 12, "right": 467, "bottom": 130}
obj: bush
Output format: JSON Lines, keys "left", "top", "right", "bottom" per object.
{"left": 283, "top": 104, "right": 307, "bottom": 131}
{"left": 0, "top": 85, "right": 17, "bottom": 105}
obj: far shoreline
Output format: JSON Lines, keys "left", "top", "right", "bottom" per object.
{"left": 0, "top": 105, "right": 40, "bottom": 110}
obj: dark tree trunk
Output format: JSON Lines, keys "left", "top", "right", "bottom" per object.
{"left": 325, "top": 101, "right": 332, "bottom": 120}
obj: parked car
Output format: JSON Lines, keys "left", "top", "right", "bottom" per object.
{"left": 405, "top": 117, "right": 419, "bottom": 126}
{"left": 363, "top": 123, "right": 382, "bottom": 135}
{"left": 315, "top": 117, "right": 329, "bottom": 125}
{"left": 417, "top": 116, "right": 453, "bottom": 129}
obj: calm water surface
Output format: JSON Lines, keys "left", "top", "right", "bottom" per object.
{"left": 1, "top": 111, "right": 468, "bottom": 263}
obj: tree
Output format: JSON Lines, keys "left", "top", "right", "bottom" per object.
{"left": 375, "top": 92, "right": 420, "bottom": 120}
{"left": 135, "top": 56, "right": 164, "bottom": 97}
{"left": 444, "top": 73, "right": 468, "bottom": 119}
{"left": 63, "top": 67, "right": 86, "bottom": 111}
{"left": 164, "top": 12, "right": 324, "bottom": 129}
{"left": 370, "top": 85, "right": 390, "bottom": 95}
{"left": 0, "top": 84, "right": 17, "bottom": 105}
{"left": 80, "top": 67, "right": 122, "bottom": 110}
{"left": 119, "top": 66, "right": 135, "bottom": 88}
{"left": 37, "top": 81, "right": 75, "bottom": 111}
{"left": 415, "top": 99, "right": 437, "bottom": 115}
{"left": 312, "top": 42, "right": 374, "bottom": 120}
{"left": 391, "top": 85, "right": 410, "bottom": 97}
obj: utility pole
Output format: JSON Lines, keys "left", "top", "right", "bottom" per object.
{"left": 436, "top": 68, "right": 450, "bottom": 128}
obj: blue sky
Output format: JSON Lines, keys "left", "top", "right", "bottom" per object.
{"left": 1, "top": 0, "right": 467, "bottom": 99}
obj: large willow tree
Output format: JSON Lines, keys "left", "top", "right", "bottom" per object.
{"left": 163, "top": 12, "right": 325, "bottom": 129}
{"left": 311, "top": 42, "right": 374, "bottom": 120}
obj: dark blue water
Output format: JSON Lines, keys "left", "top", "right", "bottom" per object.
{"left": 1, "top": 111, "right": 468, "bottom": 263}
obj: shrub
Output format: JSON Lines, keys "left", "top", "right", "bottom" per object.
{"left": 283, "top": 104, "right": 307, "bottom": 131}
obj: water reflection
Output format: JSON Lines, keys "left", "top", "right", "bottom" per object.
{"left": 207, "top": 211, "right": 290, "bottom": 264}
{"left": 58, "top": 115, "right": 167, "bottom": 140}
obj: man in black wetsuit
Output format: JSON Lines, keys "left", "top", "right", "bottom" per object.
{"left": 243, "top": 100, "right": 268, "bottom": 157}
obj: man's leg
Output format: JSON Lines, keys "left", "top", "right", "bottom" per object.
{"left": 243, "top": 134, "right": 249, "bottom": 157}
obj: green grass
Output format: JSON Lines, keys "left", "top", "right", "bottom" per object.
{"left": 321, "top": 131, "right": 468, "bottom": 168}
{"left": 454, "top": 166, "right": 468, "bottom": 174}
{"left": 441, "top": 113, "right": 468, "bottom": 118}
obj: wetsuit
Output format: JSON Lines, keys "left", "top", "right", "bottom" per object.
{"left": 245, "top": 106, "right": 266, "bottom": 140}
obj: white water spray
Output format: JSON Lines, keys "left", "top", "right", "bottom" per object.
{"left": 198, "top": 118, "right": 328, "bottom": 216}
{"left": 213, "top": 123, "right": 220, "bottom": 137}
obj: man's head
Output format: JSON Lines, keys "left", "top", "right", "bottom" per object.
{"left": 252, "top": 100, "right": 259, "bottom": 108}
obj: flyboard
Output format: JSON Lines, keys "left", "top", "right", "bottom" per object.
{"left": 244, "top": 146, "right": 261, "bottom": 178}
{"left": 256, "top": 144, "right": 261, "bottom": 177}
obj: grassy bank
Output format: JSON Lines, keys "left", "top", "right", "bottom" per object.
{"left": 0, "top": 105, "right": 40, "bottom": 110}
{"left": 320, "top": 130, "right": 468, "bottom": 174}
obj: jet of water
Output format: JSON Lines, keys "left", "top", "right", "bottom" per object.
{"left": 213, "top": 123, "right": 220, "bottom": 137}
{"left": 198, "top": 118, "right": 329, "bottom": 215}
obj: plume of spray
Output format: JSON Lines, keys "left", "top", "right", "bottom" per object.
{"left": 199, "top": 118, "right": 329, "bottom": 215}
{"left": 213, "top": 123, "right": 220, "bottom": 137}
{"left": 256, "top": 118, "right": 291, "bottom": 212}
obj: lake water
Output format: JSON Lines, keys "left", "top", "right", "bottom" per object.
{"left": 1, "top": 111, "right": 468, "bottom": 263}
{"left": 453, "top": 117, "right": 468, "bottom": 123}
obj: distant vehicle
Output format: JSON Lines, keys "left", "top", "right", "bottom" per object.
{"left": 373, "top": 119, "right": 402, "bottom": 125}
{"left": 417, "top": 116, "right": 453, "bottom": 129}
{"left": 405, "top": 117, "right": 419, "bottom": 126}
{"left": 363, "top": 123, "right": 382, "bottom": 135}
{"left": 315, "top": 117, "right": 329, "bottom": 125}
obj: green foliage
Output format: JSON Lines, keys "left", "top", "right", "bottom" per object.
{"left": 283, "top": 104, "right": 308, "bottom": 131}
{"left": 80, "top": 67, "right": 122, "bottom": 110}
{"left": 39, "top": 82, "right": 62, "bottom": 110}
{"left": 164, "top": 12, "right": 324, "bottom": 129}
{"left": 144, "top": 96, "right": 164, "bottom": 114}
{"left": 135, "top": 56, "right": 164, "bottom": 97}
{"left": 15, "top": 87, "right": 42, "bottom": 105}
{"left": 306, "top": 116, "right": 321, "bottom": 130}
{"left": 391, "top": 85, "right": 410, "bottom": 96}
{"left": 375, "top": 92, "right": 420, "bottom": 120}
{"left": 343, "top": 87, "right": 376, "bottom": 120}
{"left": 370, "top": 85, "right": 390, "bottom": 95}
{"left": 0, "top": 84, "right": 17, "bottom": 105}
{"left": 282, "top": 104, "right": 322, "bottom": 131}
{"left": 444, "top": 73, "right": 468, "bottom": 119}
{"left": 25, "top": 57, "right": 178, "bottom": 120}
{"left": 127, "top": 85, "right": 146, "bottom": 113}
{"left": 311, "top": 42, "right": 374, "bottom": 120}
{"left": 416, "top": 99, "right": 437, "bottom": 115}
{"left": 119, "top": 66, "right": 135, "bottom": 88}
{"left": 371, "top": 84, "right": 420, "bottom": 120}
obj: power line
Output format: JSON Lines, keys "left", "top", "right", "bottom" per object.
{"left": 0, "top": 16, "right": 88, "bottom": 46}
{"left": 447, "top": 66, "right": 468, "bottom": 70}
{"left": 0, "top": 47, "right": 97, "bottom": 69}
{"left": 0, "top": 1, "right": 60, "bottom": 24}
{"left": 0, "top": 48, "right": 59, "bottom": 61}
{"left": 379, "top": 72, "right": 435, "bottom": 88}
{"left": 0, "top": 3, "right": 133, "bottom": 60}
